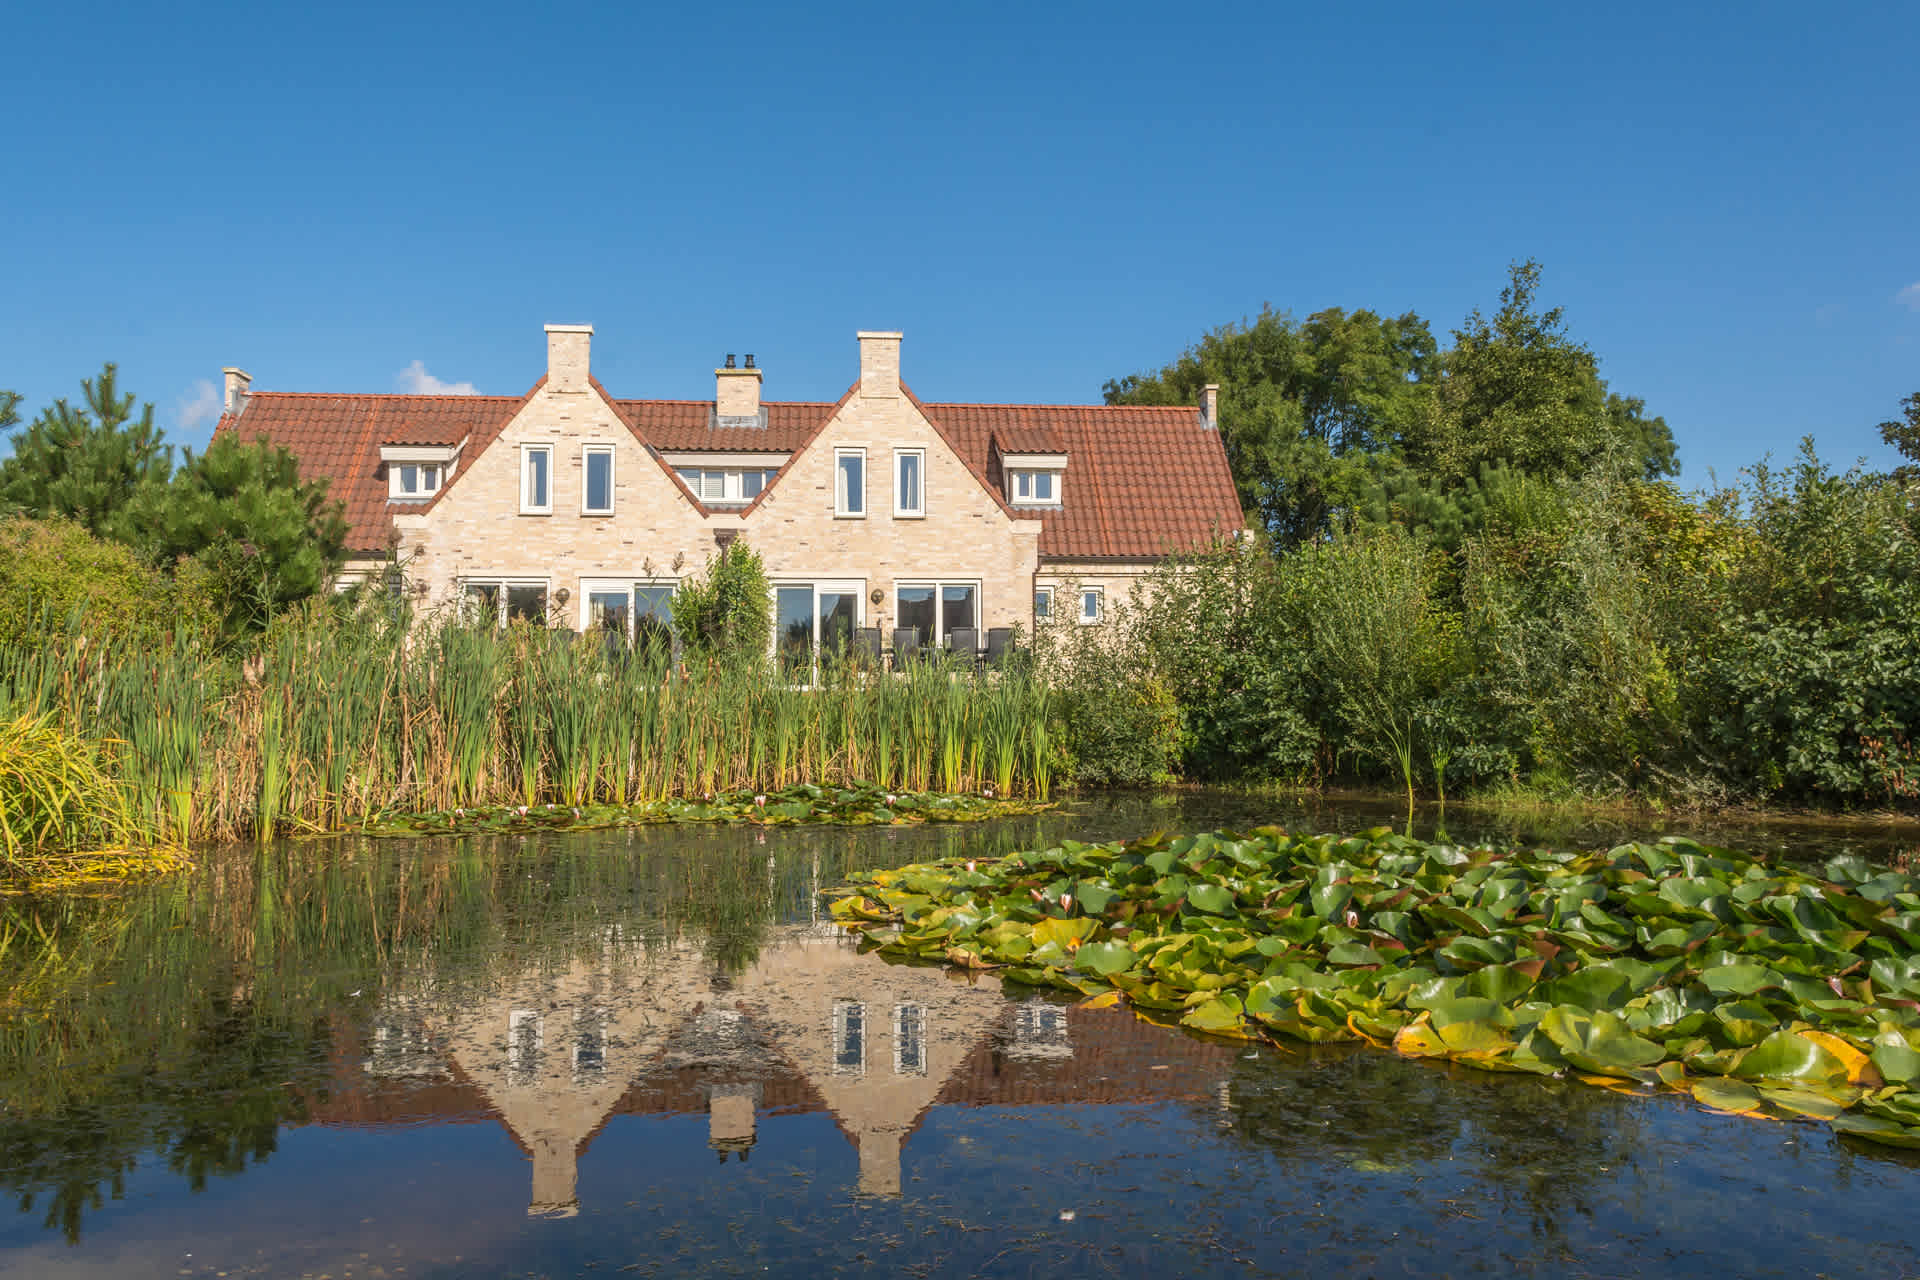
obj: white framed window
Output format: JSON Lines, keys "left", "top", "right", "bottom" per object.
{"left": 1010, "top": 469, "right": 1060, "bottom": 505}
{"left": 835, "top": 448, "right": 866, "bottom": 517}
{"left": 1009, "top": 998, "right": 1072, "bottom": 1060}
{"left": 1079, "top": 587, "right": 1105, "bottom": 625}
{"left": 832, "top": 999, "right": 865, "bottom": 1075}
{"left": 674, "top": 468, "right": 776, "bottom": 505}
{"left": 894, "top": 1004, "right": 927, "bottom": 1075}
{"left": 463, "top": 578, "right": 551, "bottom": 628}
{"left": 893, "top": 448, "right": 924, "bottom": 518}
{"left": 520, "top": 443, "right": 553, "bottom": 514}
{"left": 1034, "top": 587, "right": 1053, "bottom": 620}
{"left": 572, "top": 1007, "right": 608, "bottom": 1082}
{"left": 896, "top": 581, "right": 980, "bottom": 650}
{"left": 582, "top": 445, "right": 614, "bottom": 515}
{"left": 390, "top": 462, "right": 442, "bottom": 500}
{"left": 774, "top": 580, "right": 864, "bottom": 678}
{"left": 580, "top": 578, "right": 677, "bottom": 654}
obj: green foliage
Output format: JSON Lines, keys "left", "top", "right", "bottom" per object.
{"left": 140, "top": 433, "right": 348, "bottom": 634}
{"left": 1031, "top": 592, "right": 1183, "bottom": 787}
{"left": 0, "top": 364, "right": 171, "bottom": 543}
{"left": 0, "top": 517, "right": 216, "bottom": 648}
{"left": 1877, "top": 391, "right": 1920, "bottom": 482}
{"left": 671, "top": 540, "right": 773, "bottom": 665}
{"left": 0, "top": 715, "right": 137, "bottom": 865}
{"left": 836, "top": 826, "right": 1920, "bottom": 1148}
{"left": 1106, "top": 305, "right": 1436, "bottom": 544}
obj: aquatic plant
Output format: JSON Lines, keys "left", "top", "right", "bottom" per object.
{"left": 830, "top": 826, "right": 1920, "bottom": 1148}
{"left": 0, "top": 715, "right": 139, "bottom": 865}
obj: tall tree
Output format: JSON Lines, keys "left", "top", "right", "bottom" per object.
{"left": 0, "top": 390, "right": 19, "bottom": 434}
{"left": 1105, "top": 306, "right": 1437, "bottom": 544}
{"left": 1406, "top": 261, "right": 1677, "bottom": 486}
{"left": 139, "top": 433, "right": 347, "bottom": 632}
{"left": 0, "top": 364, "right": 172, "bottom": 542}
{"left": 1878, "top": 391, "right": 1920, "bottom": 481}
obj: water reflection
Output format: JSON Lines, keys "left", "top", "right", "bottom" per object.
{"left": 3, "top": 792, "right": 1920, "bottom": 1276}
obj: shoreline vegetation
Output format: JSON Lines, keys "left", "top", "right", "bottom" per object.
{"left": 829, "top": 825, "right": 1920, "bottom": 1149}
{"left": 0, "top": 606, "right": 1056, "bottom": 885}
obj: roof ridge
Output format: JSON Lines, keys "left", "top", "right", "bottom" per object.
{"left": 610, "top": 397, "right": 843, "bottom": 408}
{"left": 245, "top": 390, "right": 526, "bottom": 403}
{"left": 923, "top": 401, "right": 1193, "bottom": 411}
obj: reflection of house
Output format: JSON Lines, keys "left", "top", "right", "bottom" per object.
{"left": 213, "top": 324, "right": 1242, "bottom": 650}
{"left": 309, "top": 928, "right": 1236, "bottom": 1214}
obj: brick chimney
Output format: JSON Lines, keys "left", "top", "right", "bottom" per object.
{"left": 1200, "top": 383, "right": 1220, "bottom": 430}
{"left": 715, "top": 352, "right": 763, "bottom": 425}
{"left": 545, "top": 324, "right": 593, "bottom": 392}
{"left": 222, "top": 367, "right": 251, "bottom": 416}
{"left": 857, "top": 331, "right": 902, "bottom": 399}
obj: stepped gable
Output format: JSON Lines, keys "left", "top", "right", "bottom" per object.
{"left": 925, "top": 403, "right": 1243, "bottom": 558}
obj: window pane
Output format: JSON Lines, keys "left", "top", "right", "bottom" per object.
{"left": 507, "top": 584, "right": 547, "bottom": 624}
{"left": 742, "top": 470, "right": 765, "bottom": 498}
{"left": 896, "top": 587, "right": 935, "bottom": 648}
{"left": 833, "top": 1001, "right": 864, "bottom": 1074}
{"left": 838, "top": 453, "right": 864, "bottom": 514}
{"left": 400, "top": 463, "right": 418, "bottom": 494}
{"left": 588, "top": 590, "right": 629, "bottom": 637}
{"left": 1082, "top": 590, "right": 1100, "bottom": 621}
{"left": 898, "top": 452, "right": 921, "bottom": 512}
{"left": 1013, "top": 471, "right": 1029, "bottom": 499}
{"left": 1034, "top": 471, "right": 1055, "bottom": 502}
{"left": 527, "top": 449, "right": 549, "bottom": 508}
{"left": 776, "top": 586, "right": 814, "bottom": 677}
{"left": 422, "top": 465, "right": 438, "bottom": 491}
{"left": 634, "top": 585, "right": 674, "bottom": 657}
{"left": 941, "top": 585, "right": 976, "bottom": 641}
{"left": 1034, "top": 590, "right": 1051, "bottom": 619}
{"left": 465, "top": 582, "right": 500, "bottom": 627}
{"left": 702, "top": 471, "right": 725, "bottom": 501}
{"left": 819, "top": 591, "right": 857, "bottom": 659}
{"left": 586, "top": 450, "right": 612, "bottom": 512}
{"left": 895, "top": 1005, "right": 926, "bottom": 1075}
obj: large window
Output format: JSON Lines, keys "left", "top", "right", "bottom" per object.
{"left": 775, "top": 581, "right": 862, "bottom": 677}
{"left": 582, "top": 445, "right": 614, "bottom": 515}
{"left": 832, "top": 1000, "right": 865, "bottom": 1076}
{"left": 896, "top": 582, "right": 978, "bottom": 649}
{"left": 894, "top": 1004, "right": 927, "bottom": 1075}
{"left": 521, "top": 444, "right": 553, "bottom": 514}
{"left": 464, "top": 579, "right": 550, "bottom": 627}
{"left": 893, "top": 448, "right": 924, "bottom": 518}
{"left": 582, "top": 579, "right": 676, "bottom": 654}
{"left": 508, "top": 1010, "right": 544, "bottom": 1085}
{"left": 835, "top": 448, "right": 866, "bottom": 517}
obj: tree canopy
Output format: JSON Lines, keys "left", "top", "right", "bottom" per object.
{"left": 0, "top": 364, "right": 171, "bottom": 544}
{"left": 1106, "top": 262, "right": 1677, "bottom": 546}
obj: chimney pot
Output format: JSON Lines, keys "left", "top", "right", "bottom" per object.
{"left": 221, "top": 367, "right": 252, "bottom": 415}
{"left": 715, "top": 352, "right": 764, "bottom": 423}
{"left": 725, "top": 353, "right": 737, "bottom": 369}
{"left": 744, "top": 353, "right": 755, "bottom": 369}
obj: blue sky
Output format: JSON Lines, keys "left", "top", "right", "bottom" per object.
{"left": 3, "top": 0, "right": 1915, "bottom": 485}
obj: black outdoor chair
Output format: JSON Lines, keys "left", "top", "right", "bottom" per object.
{"left": 983, "top": 627, "right": 1013, "bottom": 669}
{"left": 855, "top": 627, "right": 883, "bottom": 669}
{"left": 947, "top": 628, "right": 981, "bottom": 669}
{"left": 892, "top": 627, "right": 922, "bottom": 670}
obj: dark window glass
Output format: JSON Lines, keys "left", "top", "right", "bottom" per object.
{"left": 507, "top": 584, "right": 547, "bottom": 624}
{"left": 896, "top": 587, "right": 936, "bottom": 648}
{"left": 589, "top": 590, "right": 629, "bottom": 637}
{"left": 776, "top": 586, "right": 814, "bottom": 677}
{"left": 819, "top": 591, "right": 857, "bottom": 660}
{"left": 634, "top": 585, "right": 674, "bottom": 658}
{"left": 941, "top": 585, "right": 976, "bottom": 641}
{"left": 465, "top": 582, "right": 500, "bottom": 627}
{"left": 585, "top": 450, "right": 612, "bottom": 512}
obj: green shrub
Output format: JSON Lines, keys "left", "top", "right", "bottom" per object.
{"left": 0, "top": 517, "right": 215, "bottom": 647}
{"left": 671, "top": 541, "right": 772, "bottom": 666}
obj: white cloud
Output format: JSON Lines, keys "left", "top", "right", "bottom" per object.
{"left": 1897, "top": 282, "right": 1920, "bottom": 311}
{"left": 175, "top": 379, "right": 221, "bottom": 431}
{"left": 395, "top": 359, "right": 478, "bottom": 396}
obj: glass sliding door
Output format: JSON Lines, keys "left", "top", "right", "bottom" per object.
{"left": 774, "top": 582, "right": 865, "bottom": 680}
{"left": 895, "top": 582, "right": 982, "bottom": 649}
{"left": 634, "top": 584, "right": 674, "bottom": 659}
{"left": 896, "top": 587, "right": 936, "bottom": 649}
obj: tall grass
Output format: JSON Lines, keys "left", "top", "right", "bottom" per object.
{"left": 0, "top": 605, "right": 1056, "bottom": 849}
{"left": 0, "top": 715, "right": 137, "bottom": 867}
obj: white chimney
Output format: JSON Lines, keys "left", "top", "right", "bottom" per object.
{"left": 1200, "top": 383, "right": 1220, "bottom": 430}
{"left": 715, "top": 353, "right": 763, "bottom": 425}
{"left": 545, "top": 324, "right": 593, "bottom": 392}
{"left": 222, "top": 367, "right": 251, "bottom": 415}
{"left": 857, "top": 331, "right": 902, "bottom": 399}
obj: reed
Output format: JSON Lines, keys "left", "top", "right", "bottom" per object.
{"left": 0, "top": 607, "right": 1056, "bottom": 851}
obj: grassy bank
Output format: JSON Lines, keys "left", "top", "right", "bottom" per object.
{"left": 0, "top": 607, "right": 1055, "bottom": 875}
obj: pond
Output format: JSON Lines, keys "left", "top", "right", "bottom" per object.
{"left": 3, "top": 791, "right": 1919, "bottom": 1277}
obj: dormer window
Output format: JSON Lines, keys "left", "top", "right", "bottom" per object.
{"left": 382, "top": 440, "right": 465, "bottom": 502}
{"left": 1002, "top": 453, "right": 1067, "bottom": 506}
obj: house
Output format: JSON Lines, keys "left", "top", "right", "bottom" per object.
{"left": 214, "top": 324, "right": 1240, "bottom": 652}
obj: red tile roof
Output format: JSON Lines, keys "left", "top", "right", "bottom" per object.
{"left": 927, "top": 403, "right": 1243, "bottom": 558}
{"left": 223, "top": 384, "right": 1241, "bottom": 560}
{"left": 216, "top": 392, "right": 530, "bottom": 554}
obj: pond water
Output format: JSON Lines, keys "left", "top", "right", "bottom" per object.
{"left": 4, "top": 791, "right": 1920, "bottom": 1278}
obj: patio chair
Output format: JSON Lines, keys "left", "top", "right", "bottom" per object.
{"left": 947, "top": 628, "right": 980, "bottom": 670}
{"left": 984, "top": 627, "right": 1013, "bottom": 669}
{"left": 892, "top": 627, "right": 921, "bottom": 670}
{"left": 855, "top": 627, "right": 883, "bottom": 668}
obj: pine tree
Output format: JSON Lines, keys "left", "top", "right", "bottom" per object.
{"left": 0, "top": 364, "right": 172, "bottom": 542}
